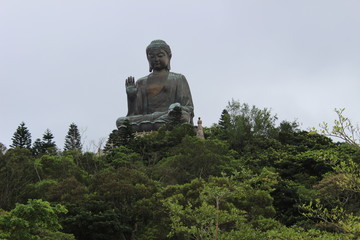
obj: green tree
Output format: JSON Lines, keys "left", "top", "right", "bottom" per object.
{"left": 62, "top": 199, "right": 127, "bottom": 240}
{"left": 32, "top": 154, "right": 83, "bottom": 181}
{"left": 0, "top": 148, "right": 37, "bottom": 210}
{"left": 226, "top": 100, "right": 277, "bottom": 138}
{"left": 163, "top": 170, "right": 279, "bottom": 240}
{"left": 213, "top": 100, "right": 278, "bottom": 152}
{"left": 118, "top": 119, "right": 134, "bottom": 145}
{"left": 76, "top": 151, "right": 105, "bottom": 174}
{"left": 61, "top": 167, "right": 158, "bottom": 240}
{"left": 164, "top": 185, "right": 252, "bottom": 240}
{"left": 10, "top": 122, "right": 32, "bottom": 149}
{"left": 104, "top": 120, "right": 134, "bottom": 153}
{"left": 318, "top": 108, "right": 359, "bottom": 151}
{"left": 129, "top": 124, "right": 195, "bottom": 167}
{"left": 104, "top": 129, "right": 122, "bottom": 153}
{"left": 301, "top": 199, "right": 360, "bottom": 238}
{"left": 32, "top": 138, "right": 43, "bottom": 156}
{"left": 208, "top": 109, "right": 232, "bottom": 140}
{"left": 296, "top": 109, "right": 360, "bottom": 237}
{"left": 154, "top": 136, "right": 236, "bottom": 184}
{"left": 105, "top": 146, "right": 142, "bottom": 169}
{"left": 32, "top": 129, "right": 57, "bottom": 156}
{"left": 167, "top": 106, "right": 184, "bottom": 129}
{"left": 314, "top": 109, "right": 360, "bottom": 206}
{"left": 0, "top": 142, "right": 7, "bottom": 156}
{"left": 266, "top": 225, "right": 347, "bottom": 240}
{"left": 64, "top": 123, "right": 82, "bottom": 152}
{"left": 0, "top": 199, "right": 74, "bottom": 240}
{"left": 42, "top": 129, "right": 57, "bottom": 154}
{"left": 218, "top": 109, "right": 231, "bottom": 130}
{"left": 276, "top": 120, "right": 301, "bottom": 145}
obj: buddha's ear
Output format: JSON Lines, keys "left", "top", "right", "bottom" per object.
{"left": 167, "top": 54, "right": 172, "bottom": 71}
{"left": 149, "top": 63, "right": 153, "bottom": 72}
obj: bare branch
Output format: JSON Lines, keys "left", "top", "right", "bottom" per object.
{"left": 318, "top": 108, "right": 360, "bottom": 150}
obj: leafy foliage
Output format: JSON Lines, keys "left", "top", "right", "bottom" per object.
{"left": 0, "top": 199, "right": 74, "bottom": 240}
{"left": 163, "top": 169, "right": 279, "bottom": 240}
{"left": 318, "top": 108, "right": 360, "bottom": 151}
{"left": 167, "top": 106, "right": 185, "bottom": 129}
{"left": 0, "top": 142, "right": 6, "bottom": 155}
{"left": 32, "top": 138, "right": 43, "bottom": 156}
{"left": 1, "top": 102, "right": 360, "bottom": 239}
{"left": 154, "top": 136, "right": 236, "bottom": 184}
{"left": 0, "top": 148, "right": 37, "bottom": 210}
{"left": 104, "top": 119, "right": 134, "bottom": 153}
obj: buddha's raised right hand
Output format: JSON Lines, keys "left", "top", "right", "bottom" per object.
{"left": 125, "top": 76, "right": 137, "bottom": 97}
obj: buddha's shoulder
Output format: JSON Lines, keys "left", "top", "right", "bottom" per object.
{"left": 136, "top": 76, "right": 148, "bottom": 86}
{"left": 168, "top": 72, "right": 186, "bottom": 80}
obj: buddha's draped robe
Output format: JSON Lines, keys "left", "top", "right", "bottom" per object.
{"left": 125, "top": 72, "right": 194, "bottom": 125}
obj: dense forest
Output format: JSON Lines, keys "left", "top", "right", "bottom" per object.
{"left": 1, "top": 100, "right": 360, "bottom": 240}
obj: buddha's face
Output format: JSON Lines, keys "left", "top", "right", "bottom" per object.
{"left": 147, "top": 48, "right": 170, "bottom": 71}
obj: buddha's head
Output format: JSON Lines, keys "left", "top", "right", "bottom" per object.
{"left": 146, "top": 40, "right": 172, "bottom": 72}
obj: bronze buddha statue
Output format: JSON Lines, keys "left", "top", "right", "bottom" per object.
{"left": 116, "top": 40, "right": 194, "bottom": 132}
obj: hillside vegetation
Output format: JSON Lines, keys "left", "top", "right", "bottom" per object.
{"left": 1, "top": 100, "right": 360, "bottom": 240}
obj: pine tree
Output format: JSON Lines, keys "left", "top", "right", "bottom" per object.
{"left": 104, "top": 119, "right": 134, "bottom": 153}
{"left": 32, "top": 138, "right": 43, "bottom": 156}
{"left": 104, "top": 129, "right": 122, "bottom": 153}
{"left": 64, "top": 123, "right": 82, "bottom": 152}
{"left": 118, "top": 119, "right": 134, "bottom": 145}
{"left": 167, "top": 106, "right": 184, "bottom": 129}
{"left": 218, "top": 109, "right": 231, "bottom": 130}
{"left": 31, "top": 129, "right": 57, "bottom": 155}
{"left": 42, "top": 129, "right": 56, "bottom": 152}
{"left": 10, "top": 122, "right": 32, "bottom": 149}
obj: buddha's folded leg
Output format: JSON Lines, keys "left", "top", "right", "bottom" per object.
{"left": 155, "top": 110, "right": 191, "bottom": 124}
{"left": 116, "top": 112, "right": 168, "bottom": 130}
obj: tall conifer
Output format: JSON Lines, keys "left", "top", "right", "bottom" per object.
{"left": 32, "top": 129, "right": 57, "bottom": 155}
{"left": 42, "top": 129, "right": 56, "bottom": 150}
{"left": 10, "top": 122, "right": 32, "bottom": 149}
{"left": 218, "top": 109, "right": 231, "bottom": 130}
{"left": 104, "top": 119, "right": 134, "bottom": 153}
{"left": 64, "top": 123, "right": 82, "bottom": 152}
{"left": 32, "top": 138, "right": 43, "bottom": 156}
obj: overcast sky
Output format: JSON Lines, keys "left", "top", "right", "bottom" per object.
{"left": 1, "top": 0, "right": 359, "bottom": 150}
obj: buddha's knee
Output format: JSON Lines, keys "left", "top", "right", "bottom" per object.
{"left": 116, "top": 117, "right": 128, "bottom": 129}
